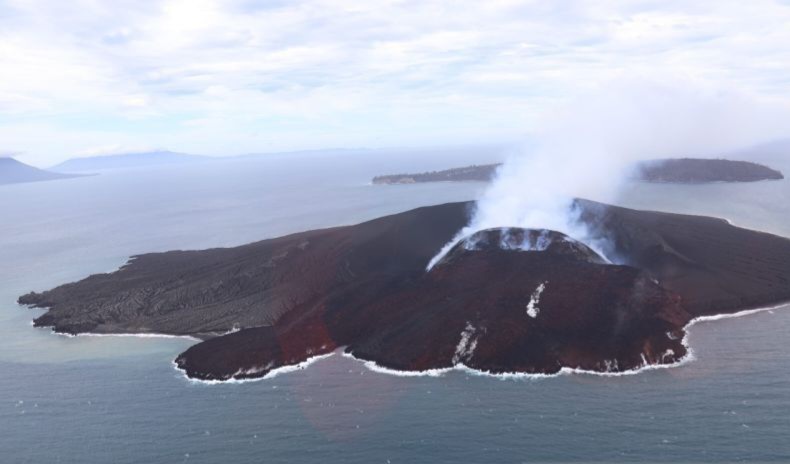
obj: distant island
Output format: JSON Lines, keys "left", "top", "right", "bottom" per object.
{"left": 19, "top": 200, "right": 790, "bottom": 382}
{"left": 0, "top": 157, "right": 86, "bottom": 186}
{"left": 372, "top": 158, "right": 784, "bottom": 185}
{"left": 373, "top": 164, "right": 501, "bottom": 184}
{"left": 637, "top": 158, "right": 784, "bottom": 183}
{"left": 51, "top": 150, "right": 208, "bottom": 173}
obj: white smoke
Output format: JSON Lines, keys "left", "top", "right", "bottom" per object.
{"left": 428, "top": 78, "right": 790, "bottom": 270}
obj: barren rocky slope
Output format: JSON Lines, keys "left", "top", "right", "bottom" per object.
{"left": 19, "top": 201, "right": 790, "bottom": 380}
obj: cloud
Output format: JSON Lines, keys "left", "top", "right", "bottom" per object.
{"left": 1, "top": 0, "right": 790, "bottom": 164}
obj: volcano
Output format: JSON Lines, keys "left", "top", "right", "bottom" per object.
{"left": 19, "top": 201, "right": 790, "bottom": 381}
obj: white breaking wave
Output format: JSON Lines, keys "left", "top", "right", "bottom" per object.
{"left": 54, "top": 330, "right": 200, "bottom": 341}
{"left": 340, "top": 352, "right": 452, "bottom": 377}
{"left": 526, "top": 281, "right": 547, "bottom": 318}
{"left": 173, "top": 302, "right": 789, "bottom": 384}
{"left": 258, "top": 352, "right": 336, "bottom": 379}
{"left": 44, "top": 323, "right": 247, "bottom": 341}
{"left": 340, "top": 302, "right": 789, "bottom": 380}
{"left": 173, "top": 352, "right": 336, "bottom": 385}
{"left": 688, "top": 305, "right": 784, "bottom": 323}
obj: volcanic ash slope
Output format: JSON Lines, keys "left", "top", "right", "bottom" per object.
{"left": 19, "top": 201, "right": 790, "bottom": 381}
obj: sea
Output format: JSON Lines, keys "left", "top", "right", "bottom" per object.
{"left": 1, "top": 147, "right": 789, "bottom": 463}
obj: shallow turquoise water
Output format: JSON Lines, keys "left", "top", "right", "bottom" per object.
{"left": 1, "top": 150, "right": 789, "bottom": 463}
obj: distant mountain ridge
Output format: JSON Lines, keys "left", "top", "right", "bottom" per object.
{"left": 51, "top": 150, "right": 209, "bottom": 172}
{"left": 0, "top": 157, "right": 85, "bottom": 186}
{"left": 49, "top": 145, "right": 505, "bottom": 173}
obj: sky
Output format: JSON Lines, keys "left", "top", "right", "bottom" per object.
{"left": 2, "top": 0, "right": 790, "bottom": 166}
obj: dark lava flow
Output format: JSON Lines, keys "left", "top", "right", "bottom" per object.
{"left": 19, "top": 200, "right": 790, "bottom": 381}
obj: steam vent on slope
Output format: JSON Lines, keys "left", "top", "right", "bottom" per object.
{"left": 19, "top": 201, "right": 790, "bottom": 381}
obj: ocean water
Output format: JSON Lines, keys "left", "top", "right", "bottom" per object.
{"left": 1, "top": 149, "right": 789, "bottom": 463}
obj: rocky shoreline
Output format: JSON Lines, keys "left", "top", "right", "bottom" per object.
{"left": 20, "top": 200, "right": 790, "bottom": 381}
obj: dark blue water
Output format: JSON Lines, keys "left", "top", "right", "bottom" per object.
{"left": 2, "top": 150, "right": 789, "bottom": 463}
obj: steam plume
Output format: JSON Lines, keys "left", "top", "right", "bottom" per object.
{"left": 428, "top": 79, "right": 790, "bottom": 270}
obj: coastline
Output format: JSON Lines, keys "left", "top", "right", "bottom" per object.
{"left": 172, "top": 301, "right": 790, "bottom": 385}
{"left": 51, "top": 330, "right": 202, "bottom": 341}
{"left": 172, "top": 352, "right": 337, "bottom": 385}
{"left": 21, "top": 201, "right": 790, "bottom": 385}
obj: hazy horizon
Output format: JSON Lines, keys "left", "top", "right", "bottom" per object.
{"left": 6, "top": 135, "right": 790, "bottom": 171}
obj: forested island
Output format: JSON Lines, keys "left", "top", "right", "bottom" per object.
{"left": 372, "top": 158, "right": 783, "bottom": 185}
{"left": 373, "top": 164, "right": 500, "bottom": 184}
{"left": 637, "top": 158, "right": 784, "bottom": 183}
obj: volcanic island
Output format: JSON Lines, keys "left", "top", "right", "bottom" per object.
{"left": 19, "top": 199, "right": 790, "bottom": 382}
